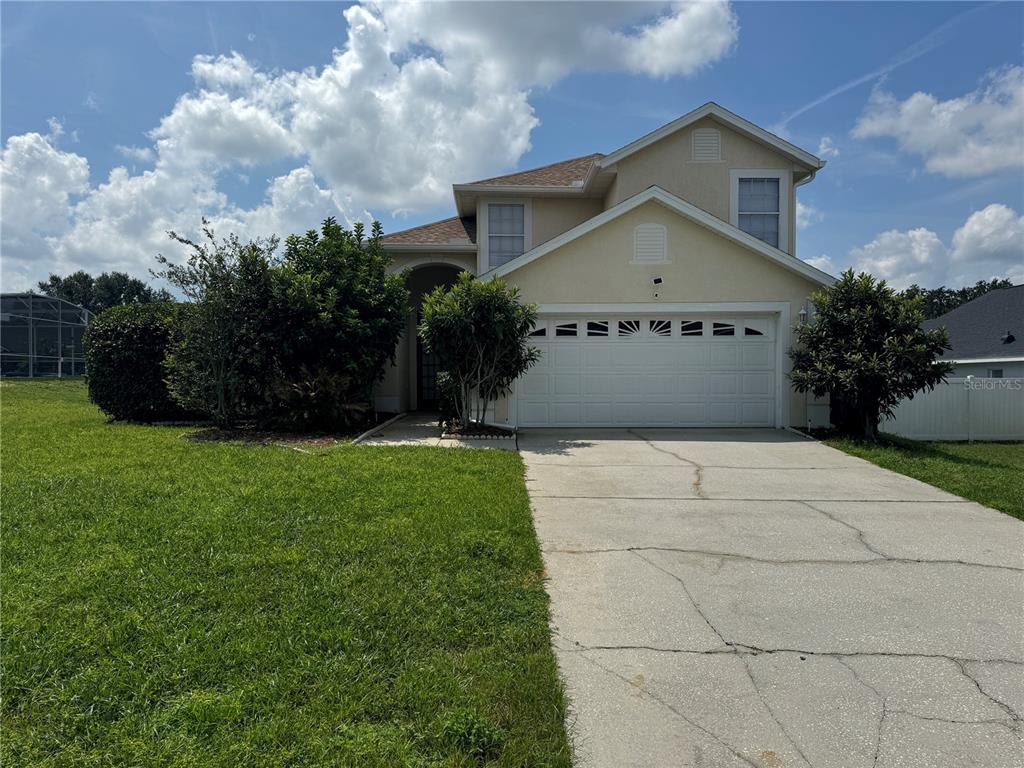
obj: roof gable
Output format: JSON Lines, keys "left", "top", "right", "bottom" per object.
{"left": 483, "top": 186, "right": 834, "bottom": 286}
{"left": 598, "top": 102, "right": 823, "bottom": 171}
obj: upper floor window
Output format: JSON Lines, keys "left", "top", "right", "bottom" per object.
{"left": 736, "top": 177, "right": 780, "bottom": 248}
{"left": 488, "top": 203, "right": 525, "bottom": 268}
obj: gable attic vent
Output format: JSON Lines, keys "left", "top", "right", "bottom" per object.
{"left": 691, "top": 127, "right": 721, "bottom": 162}
{"left": 633, "top": 223, "right": 668, "bottom": 264}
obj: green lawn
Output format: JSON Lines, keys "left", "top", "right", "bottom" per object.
{"left": 1, "top": 380, "right": 570, "bottom": 767}
{"left": 826, "top": 435, "right": 1024, "bottom": 521}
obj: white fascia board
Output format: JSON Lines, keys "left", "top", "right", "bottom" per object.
{"left": 451, "top": 184, "right": 585, "bottom": 196}
{"left": 535, "top": 302, "right": 790, "bottom": 315}
{"left": 382, "top": 243, "right": 478, "bottom": 253}
{"left": 598, "top": 102, "right": 824, "bottom": 171}
{"left": 482, "top": 186, "right": 835, "bottom": 287}
{"left": 946, "top": 356, "right": 1024, "bottom": 364}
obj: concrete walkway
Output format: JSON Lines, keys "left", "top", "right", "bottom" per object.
{"left": 518, "top": 429, "right": 1024, "bottom": 767}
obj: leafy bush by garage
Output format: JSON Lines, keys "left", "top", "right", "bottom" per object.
{"left": 83, "top": 303, "right": 190, "bottom": 422}
{"left": 420, "top": 273, "right": 539, "bottom": 429}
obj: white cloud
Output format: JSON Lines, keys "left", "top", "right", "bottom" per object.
{"left": 1, "top": 1, "right": 739, "bottom": 289}
{"left": 848, "top": 227, "right": 949, "bottom": 289}
{"left": 949, "top": 203, "right": 1024, "bottom": 284}
{"left": 116, "top": 145, "right": 156, "bottom": 163}
{"left": 83, "top": 92, "right": 100, "bottom": 112}
{"left": 804, "top": 255, "right": 836, "bottom": 273}
{"left": 852, "top": 66, "right": 1024, "bottom": 177}
{"left": 0, "top": 131, "right": 90, "bottom": 290}
{"left": 817, "top": 136, "right": 839, "bottom": 159}
{"left": 796, "top": 201, "right": 822, "bottom": 230}
{"left": 811, "top": 203, "right": 1024, "bottom": 289}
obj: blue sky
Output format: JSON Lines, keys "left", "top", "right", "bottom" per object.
{"left": 2, "top": 1, "right": 1022, "bottom": 292}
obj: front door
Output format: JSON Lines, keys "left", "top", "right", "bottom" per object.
{"left": 417, "top": 333, "right": 441, "bottom": 409}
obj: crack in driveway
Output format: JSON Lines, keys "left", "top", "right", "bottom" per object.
{"left": 523, "top": 430, "right": 1023, "bottom": 767}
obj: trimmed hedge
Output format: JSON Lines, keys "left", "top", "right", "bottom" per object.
{"left": 83, "top": 303, "right": 190, "bottom": 422}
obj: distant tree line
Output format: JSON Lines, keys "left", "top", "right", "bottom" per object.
{"left": 899, "top": 279, "right": 1013, "bottom": 319}
{"left": 37, "top": 270, "right": 173, "bottom": 315}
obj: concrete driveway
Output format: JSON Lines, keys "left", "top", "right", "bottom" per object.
{"left": 518, "top": 429, "right": 1024, "bottom": 768}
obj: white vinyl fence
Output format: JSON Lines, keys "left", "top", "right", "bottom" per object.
{"left": 882, "top": 377, "right": 1024, "bottom": 441}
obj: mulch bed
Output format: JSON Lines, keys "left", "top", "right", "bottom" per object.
{"left": 184, "top": 413, "right": 399, "bottom": 447}
{"left": 441, "top": 423, "right": 517, "bottom": 440}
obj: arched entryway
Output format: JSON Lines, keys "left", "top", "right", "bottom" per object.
{"left": 375, "top": 263, "right": 464, "bottom": 413}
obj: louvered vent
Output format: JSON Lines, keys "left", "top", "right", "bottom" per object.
{"left": 691, "top": 127, "right": 721, "bottom": 162}
{"left": 633, "top": 223, "right": 667, "bottom": 263}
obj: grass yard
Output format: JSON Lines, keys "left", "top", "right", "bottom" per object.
{"left": 1, "top": 380, "right": 571, "bottom": 766}
{"left": 826, "top": 435, "right": 1024, "bottom": 521}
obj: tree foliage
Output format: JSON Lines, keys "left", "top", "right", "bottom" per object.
{"left": 153, "top": 218, "right": 407, "bottom": 431}
{"left": 155, "top": 222, "right": 279, "bottom": 428}
{"left": 899, "top": 279, "right": 1013, "bottom": 319}
{"left": 790, "top": 270, "right": 953, "bottom": 440}
{"left": 419, "top": 273, "right": 540, "bottom": 429}
{"left": 82, "top": 303, "right": 191, "bottom": 422}
{"left": 270, "top": 219, "right": 408, "bottom": 429}
{"left": 38, "top": 270, "right": 172, "bottom": 314}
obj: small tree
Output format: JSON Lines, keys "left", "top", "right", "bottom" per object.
{"left": 155, "top": 221, "right": 278, "bottom": 427}
{"left": 790, "top": 270, "right": 953, "bottom": 440}
{"left": 419, "top": 273, "right": 540, "bottom": 428}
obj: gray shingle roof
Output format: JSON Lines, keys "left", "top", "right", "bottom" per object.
{"left": 380, "top": 216, "right": 476, "bottom": 246}
{"left": 466, "top": 154, "right": 603, "bottom": 187}
{"left": 923, "top": 285, "right": 1023, "bottom": 360}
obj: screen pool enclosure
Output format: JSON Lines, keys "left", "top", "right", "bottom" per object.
{"left": 1, "top": 293, "right": 93, "bottom": 378}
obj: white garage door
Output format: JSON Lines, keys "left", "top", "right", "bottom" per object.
{"left": 516, "top": 314, "right": 778, "bottom": 427}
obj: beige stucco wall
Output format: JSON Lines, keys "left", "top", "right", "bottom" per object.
{"left": 531, "top": 197, "right": 604, "bottom": 247}
{"left": 504, "top": 199, "right": 822, "bottom": 426}
{"left": 603, "top": 116, "right": 801, "bottom": 255}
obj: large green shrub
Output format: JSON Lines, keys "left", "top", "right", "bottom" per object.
{"left": 268, "top": 218, "right": 408, "bottom": 430}
{"left": 419, "top": 273, "right": 539, "bottom": 428}
{"left": 155, "top": 218, "right": 407, "bottom": 431}
{"left": 83, "top": 303, "right": 188, "bottom": 422}
{"left": 789, "top": 269, "right": 953, "bottom": 440}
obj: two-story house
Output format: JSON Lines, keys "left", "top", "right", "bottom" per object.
{"left": 376, "top": 102, "right": 833, "bottom": 429}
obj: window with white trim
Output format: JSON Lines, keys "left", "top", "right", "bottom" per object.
{"left": 988, "top": 368, "right": 1004, "bottom": 378}
{"left": 736, "top": 177, "right": 780, "bottom": 248}
{"left": 488, "top": 203, "right": 525, "bottom": 268}
{"left": 633, "top": 223, "right": 667, "bottom": 264}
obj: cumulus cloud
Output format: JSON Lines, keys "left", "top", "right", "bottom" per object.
{"left": 116, "top": 145, "right": 156, "bottom": 163}
{"left": 796, "top": 201, "right": 822, "bottom": 230}
{"left": 0, "top": 131, "right": 90, "bottom": 289}
{"left": 852, "top": 66, "right": 1024, "bottom": 177}
{"left": 848, "top": 227, "right": 949, "bottom": 288}
{"left": 949, "top": 203, "right": 1024, "bottom": 284}
{"left": 809, "top": 203, "right": 1024, "bottom": 289}
{"left": 1, "top": 1, "right": 739, "bottom": 290}
{"left": 817, "top": 136, "right": 839, "bottom": 159}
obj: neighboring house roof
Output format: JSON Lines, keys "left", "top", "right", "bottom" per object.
{"left": 467, "top": 153, "right": 605, "bottom": 188}
{"left": 924, "top": 285, "right": 1023, "bottom": 362}
{"left": 598, "top": 102, "right": 824, "bottom": 172}
{"left": 482, "top": 185, "right": 834, "bottom": 287}
{"left": 380, "top": 215, "right": 476, "bottom": 249}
